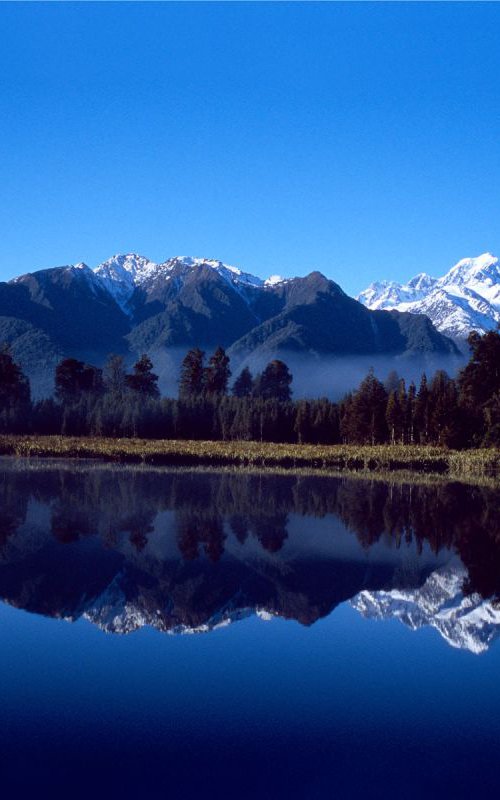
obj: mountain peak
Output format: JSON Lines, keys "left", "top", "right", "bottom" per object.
{"left": 352, "top": 561, "right": 500, "bottom": 654}
{"left": 359, "top": 251, "right": 500, "bottom": 338}
{"left": 441, "top": 252, "right": 499, "bottom": 287}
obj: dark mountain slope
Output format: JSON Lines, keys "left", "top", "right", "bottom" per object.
{"left": 0, "top": 257, "right": 461, "bottom": 398}
{"left": 128, "top": 263, "right": 265, "bottom": 351}
{"left": 0, "top": 266, "right": 129, "bottom": 395}
{"left": 229, "top": 272, "right": 459, "bottom": 360}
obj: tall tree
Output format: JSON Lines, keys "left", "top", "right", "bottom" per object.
{"left": 126, "top": 354, "right": 160, "bottom": 398}
{"left": 232, "top": 366, "right": 254, "bottom": 398}
{"left": 55, "top": 358, "right": 103, "bottom": 403}
{"left": 414, "top": 374, "right": 430, "bottom": 444}
{"left": 254, "top": 360, "right": 293, "bottom": 402}
{"left": 406, "top": 381, "right": 417, "bottom": 444}
{"left": 349, "top": 370, "right": 388, "bottom": 445}
{"left": 0, "top": 349, "right": 30, "bottom": 408}
{"left": 204, "top": 347, "right": 231, "bottom": 396}
{"left": 459, "top": 329, "right": 500, "bottom": 444}
{"left": 386, "top": 390, "right": 403, "bottom": 445}
{"left": 179, "top": 348, "right": 205, "bottom": 398}
{"left": 384, "top": 370, "right": 400, "bottom": 394}
{"left": 104, "top": 354, "right": 127, "bottom": 397}
{"left": 294, "top": 400, "right": 312, "bottom": 444}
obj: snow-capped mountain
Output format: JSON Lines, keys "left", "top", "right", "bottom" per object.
{"left": 94, "top": 253, "right": 158, "bottom": 311}
{"left": 1, "top": 249, "right": 460, "bottom": 397}
{"left": 94, "top": 253, "right": 266, "bottom": 311}
{"left": 352, "top": 560, "right": 500, "bottom": 654}
{"left": 358, "top": 252, "right": 500, "bottom": 340}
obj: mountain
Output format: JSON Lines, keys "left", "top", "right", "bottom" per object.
{"left": 352, "top": 560, "right": 500, "bottom": 654}
{"left": 358, "top": 252, "right": 500, "bottom": 342}
{"left": 1, "top": 462, "right": 499, "bottom": 653}
{"left": 0, "top": 253, "right": 459, "bottom": 397}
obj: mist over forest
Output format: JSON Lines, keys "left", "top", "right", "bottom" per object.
{"left": 152, "top": 347, "right": 466, "bottom": 402}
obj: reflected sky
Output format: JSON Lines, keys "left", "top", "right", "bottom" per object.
{"left": 1, "top": 460, "right": 500, "bottom": 797}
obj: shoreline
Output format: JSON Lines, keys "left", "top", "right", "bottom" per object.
{"left": 0, "top": 435, "right": 499, "bottom": 480}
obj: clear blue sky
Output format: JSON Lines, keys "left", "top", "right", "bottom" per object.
{"left": 1, "top": 2, "right": 500, "bottom": 295}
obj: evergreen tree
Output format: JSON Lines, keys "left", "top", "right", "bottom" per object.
{"left": 386, "top": 390, "right": 403, "bottom": 445}
{"left": 179, "top": 348, "right": 205, "bottom": 398}
{"left": 459, "top": 330, "right": 500, "bottom": 407}
{"left": 414, "top": 374, "right": 430, "bottom": 444}
{"left": 406, "top": 381, "right": 417, "bottom": 444}
{"left": 204, "top": 346, "right": 231, "bottom": 396}
{"left": 429, "top": 370, "right": 460, "bottom": 446}
{"left": 458, "top": 329, "right": 500, "bottom": 444}
{"left": 0, "top": 349, "right": 30, "bottom": 408}
{"left": 384, "top": 370, "right": 400, "bottom": 394}
{"left": 397, "top": 379, "right": 408, "bottom": 444}
{"left": 339, "top": 393, "right": 354, "bottom": 443}
{"left": 232, "top": 367, "right": 254, "bottom": 398}
{"left": 104, "top": 354, "right": 128, "bottom": 398}
{"left": 254, "top": 360, "right": 293, "bottom": 402}
{"left": 126, "top": 354, "right": 159, "bottom": 398}
{"left": 349, "top": 370, "right": 388, "bottom": 444}
{"left": 229, "top": 400, "right": 253, "bottom": 441}
{"left": 294, "top": 400, "right": 312, "bottom": 444}
{"left": 55, "top": 358, "right": 103, "bottom": 403}
{"left": 0, "top": 348, "right": 31, "bottom": 433}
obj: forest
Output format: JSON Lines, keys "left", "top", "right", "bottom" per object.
{"left": 0, "top": 329, "right": 499, "bottom": 448}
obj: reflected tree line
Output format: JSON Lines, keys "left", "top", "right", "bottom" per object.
{"left": 1, "top": 467, "right": 500, "bottom": 600}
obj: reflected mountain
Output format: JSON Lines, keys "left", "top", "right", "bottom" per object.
{"left": 0, "top": 459, "right": 499, "bottom": 652}
{"left": 353, "top": 562, "right": 500, "bottom": 654}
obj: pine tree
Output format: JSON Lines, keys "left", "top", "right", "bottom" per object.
{"left": 384, "top": 370, "right": 400, "bottom": 394}
{"left": 386, "top": 390, "right": 402, "bottom": 445}
{"left": 415, "top": 374, "right": 430, "bottom": 444}
{"left": 406, "top": 381, "right": 417, "bottom": 444}
{"left": 232, "top": 366, "right": 254, "bottom": 398}
{"left": 0, "top": 349, "right": 30, "bottom": 408}
{"left": 349, "top": 370, "right": 388, "bottom": 444}
{"left": 104, "top": 354, "right": 127, "bottom": 398}
{"left": 126, "top": 354, "right": 160, "bottom": 398}
{"left": 397, "top": 379, "right": 408, "bottom": 444}
{"left": 254, "top": 360, "right": 293, "bottom": 402}
{"left": 55, "top": 358, "right": 103, "bottom": 403}
{"left": 0, "top": 348, "right": 31, "bottom": 433}
{"left": 458, "top": 329, "right": 500, "bottom": 444}
{"left": 204, "top": 346, "right": 231, "bottom": 396}
{"left": 179, "top": 348, "right": 205, "bottom": 398}
{"left": 294, "top": 400, "right": 312, "bottom": 444}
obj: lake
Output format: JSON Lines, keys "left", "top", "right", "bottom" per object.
{"left": 1, "top": 459, "right": 500, "bottom": 799}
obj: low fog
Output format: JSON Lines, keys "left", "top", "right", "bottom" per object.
{"left": 151, "top": 346, "right": 467, "bottom": 402}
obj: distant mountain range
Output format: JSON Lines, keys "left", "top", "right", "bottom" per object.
{"left": 358, "top": 252, "right": 500, "bottom": 343}
{"left": 0, "top": 253, "right": 460, "bottom": 397}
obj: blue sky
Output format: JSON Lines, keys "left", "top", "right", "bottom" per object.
{"left": 1, "top": 2, "right": 500, "bottom": 295}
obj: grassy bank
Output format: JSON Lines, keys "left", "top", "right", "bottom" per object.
{"left": 0, "top": 435, "right": 499, "bottom": 479}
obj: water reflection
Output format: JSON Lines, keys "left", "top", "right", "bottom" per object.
{"left": 1, "top": 459, "right": 499, "bottom": 652}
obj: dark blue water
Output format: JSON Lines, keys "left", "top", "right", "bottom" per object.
{"left": 1, "top": 461, "right": 499, "bottom": 799}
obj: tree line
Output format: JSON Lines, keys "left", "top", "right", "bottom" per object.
{"left": 1, "top": 329, "right": 499, "bottom": 447}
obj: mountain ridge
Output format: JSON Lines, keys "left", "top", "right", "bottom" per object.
{"left": 358, "top": 251, "right": 500, "bottom": 340}
{"left": 1, "top": 252, "right": 461, "bottom": 397}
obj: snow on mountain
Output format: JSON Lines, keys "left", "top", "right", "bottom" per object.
{"left": 92, "top": 253, "right": 266, "bottom": 312}
{"left": 265, "top": 274, "right": 285, "bottom": 286}
{"left": 351, "top": 561, "right": 500, "bottom": 654}
{"left": 94, "top": 253, "right": 158, "bottom": 311}
{"left": 81, "top": 559, "right": 500, "bottom": 650}
{"left": 358, "top": 252, "right": 500, "bottom": 339}
{"left": 154, "top": 256, "right": 265, "bottom": 289}
{"left": 357, "top": 277, "right": 431, "bottom": 310}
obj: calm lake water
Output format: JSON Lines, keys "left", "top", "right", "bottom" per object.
{"left": 1, "top": 459, "right": 500, "bottom": 799}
